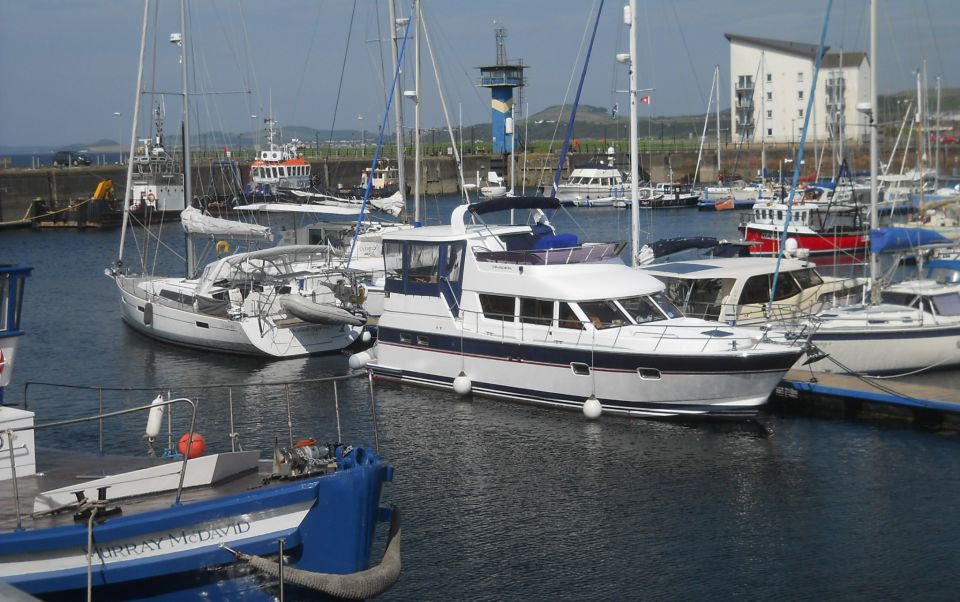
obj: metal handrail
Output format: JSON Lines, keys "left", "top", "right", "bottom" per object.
{"left": 4, "top": 397, "right": 196, "bottom": 530}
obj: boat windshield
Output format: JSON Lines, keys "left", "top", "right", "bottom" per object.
{"left": 616, "top": 293, "right": 682, "bottom": 324}
{"left": 930, "top": 292, "right": 960, "bottom": 317}
{"left": 578, "top": 300, "right": 630, "bottom": 329}
{"left": 578, "top": 293, "right": 682, "bottom": 329}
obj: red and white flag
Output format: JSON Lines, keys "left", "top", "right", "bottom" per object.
{"left": 640, "top": 95, "right": 651, "bottom": 105}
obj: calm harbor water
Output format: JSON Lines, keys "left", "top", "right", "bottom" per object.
{"left": 2, "top": 199, "right": 959, "bottom": 601}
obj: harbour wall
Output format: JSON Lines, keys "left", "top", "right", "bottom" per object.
{"left": 0, "top": 147, "right": 882, "bottom": 227}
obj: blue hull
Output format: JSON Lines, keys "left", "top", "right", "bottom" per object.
{"left": 1, "top": 447, "right": 393, "bottom": 600}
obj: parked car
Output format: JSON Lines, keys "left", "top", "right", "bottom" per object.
{"left": 52, "top": 151, "right": 90, "bottom": 167}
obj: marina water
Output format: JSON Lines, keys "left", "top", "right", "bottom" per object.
{"left": 2, "top": 198, "right": 959, "bottom": 600}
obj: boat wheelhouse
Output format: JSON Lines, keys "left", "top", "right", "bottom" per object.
{"left": 739, "top": 200, "right": 869, "bottom": 256}
{"left": 358, "top": 199, "right": 805, "bottom": 418}
{"left": 246, "top": 118, "right": 311, "bottom": 197}
{"left": 129, "top": 103, "right": 186, "bottom": 214}
{"left": 649, "top": 182, "right": 700, "bottom": 208}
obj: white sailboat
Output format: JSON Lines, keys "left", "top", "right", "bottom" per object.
{"left": 797, "top": 0, "right": 960, "bottom": 376}
{"left": 107, "top": 1, "right": 366, "bottom": 358}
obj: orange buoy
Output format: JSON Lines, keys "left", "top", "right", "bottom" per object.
{"left": 178, "top": 433, "right": 206, "bottom": 459}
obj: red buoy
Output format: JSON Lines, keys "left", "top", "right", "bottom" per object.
{"left": 178, "top": 433, "right": 206, "bottom": 459}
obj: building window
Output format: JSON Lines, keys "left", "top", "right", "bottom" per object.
{"left": 767, "top": 73, "right": 772, "bottom": 83}
{"left": 798, "top": 109, "right": 804, "bottom": 118}
{"left": 767, "top": 91, "right": 773, "bottom": 101}
{"left": 767, "top": 110, "right": 772, "bottom": 120}
{"left": 798, "top": 90, "right": 804, "bottom": 100}
{"left": 797, "top": 72, "right": 804, "bottom": 82}
{"left": 767, "top": 128, "right": 773, "bottom": 136}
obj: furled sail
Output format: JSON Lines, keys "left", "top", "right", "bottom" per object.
{"left": 180, "top": 206, "right": 273, "bottom": 241}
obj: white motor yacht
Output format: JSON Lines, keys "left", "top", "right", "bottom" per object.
{"left": 356, "top": 199, "right": 805, "bottom": 418}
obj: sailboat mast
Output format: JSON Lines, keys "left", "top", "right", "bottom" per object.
{"left": 715, "top": 65, "right": 721, "bottom": 181}
{"left": 627, "top": 0, "right": 639, "bottom": 267}
{"left": 916, "top": 69, "right": 925, "bottom": 215}
{"left": 118, "top": 0, "right": 150, "bottom": 264}
{"left": 868, "top": 0, "right": 878, "bottom": 285}
{"left": 179, "top": 0, "right": 195, "bottom": 278}
{"left": 387, "top": 0, "right": 408, "bottom": 215}
{"left": 760, "top": 52, "right": 765, "bottom": 186}
{"left": 413, "top": 0, "right": 422, "bottom": 226}
{"left": 935, "top": 75, "right": 942, "bottom": 189}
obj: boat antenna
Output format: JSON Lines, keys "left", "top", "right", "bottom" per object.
{"left": 769, "top": 0, "right": 833, "bottom": 305}
{"left": 346, "top": 16, "right": 412, "bottom": 267}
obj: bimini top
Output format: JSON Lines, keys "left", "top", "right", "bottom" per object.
{"left": 467, "top": 197, "right": 560, "bottom": 215}
{"left": 195, "top": 244, "right": 339, "bottom": 295}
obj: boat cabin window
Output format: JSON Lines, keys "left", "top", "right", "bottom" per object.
{"left": 384, "top": 240, "right": 466, "bottom": 299}
{"left": 480, "top": 294, "right": 515, "bottom": 322}
{"left": 659, "top": 277, "right": 727, "bottom": 321}
{"left": 792, "top": 268, "right": 824, "bottom": 289}
{"left": 558, "top": 302, "right": 583, "bottom": 329}
{"left": 519, "top": 298, "right": 553, "bottom": 326}
{"left": 383, "top": 242, "right": 404, "bottom": 279}
{"left": 739, "top": 274, "right": 802, "bottom": 305}
{"left": 929, "top": 267, "right": 960, "bottom": 284}
{"left": 880, "top": 291, "right": 920, "bottom": 309}
{"left": 577, "top": 300, "right": 628, "bottom": 330}
{"left": 408, "top": 243, "right": 440, "bottom": 283}
{"left": 615, "top": 294, "right": 680, "bottom": 324}
{"left": 930, "top": 293, "right": 960, "bottom": 317}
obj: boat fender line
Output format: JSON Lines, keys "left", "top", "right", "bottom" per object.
{"left": 221, "top": 505, "right": 401, "bottom": 599}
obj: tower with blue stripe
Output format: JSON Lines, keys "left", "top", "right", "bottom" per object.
{"left": 477, "top": 27, "right": 526, "bottom": 155}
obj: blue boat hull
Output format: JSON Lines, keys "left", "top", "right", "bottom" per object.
{"left": 0, "top": 447, "right": 393, "bottom": 600}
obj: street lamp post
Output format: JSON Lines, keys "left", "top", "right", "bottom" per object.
{"left": 250, "top": 115, "right": 258, "bottom": 156}
{"left": 357, "top": 114, "right": 365, "bottom": 158}
{"left": 113, "top": 111, "right": 123, "bottom": 165}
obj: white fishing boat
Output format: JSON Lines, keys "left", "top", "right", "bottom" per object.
{"left": 245, "top": 116, "right": 312, "bottom": 199}
{"left": 353, "top": 199, "right": 805, "bottom": 418}
{"left": 128, "top": 101, "right": 187, "bottom": 215}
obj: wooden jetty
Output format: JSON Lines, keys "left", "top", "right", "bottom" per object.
{"left": 772, "top": 369, "right": 960, "bottom": 429}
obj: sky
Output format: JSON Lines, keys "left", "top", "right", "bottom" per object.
{"left": 0, "top": 0, "right": 956, "bottom": 149}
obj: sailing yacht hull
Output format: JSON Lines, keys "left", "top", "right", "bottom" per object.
{"left": 116, "top": 277, "right": 361, "bottom": 357}
{"left": 801, "top": 307, "right": 960, "bottom": 375}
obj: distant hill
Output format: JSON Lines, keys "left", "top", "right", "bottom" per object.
{"left": 7, "top": 89, "right": 954, "bottom": 154}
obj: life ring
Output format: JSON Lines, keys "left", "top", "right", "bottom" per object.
{"left": 146, "top": 192, "right": 156, "bottom": 205}
{"left": 216, "top": 240, "right": 231, "bottom": 255}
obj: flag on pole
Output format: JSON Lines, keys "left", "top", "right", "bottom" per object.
{"left": 640, "top": 95, "right": 651, "bottom": 105}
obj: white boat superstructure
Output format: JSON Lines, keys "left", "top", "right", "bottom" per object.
{"left": 554, "top": 149, "right": 626, "bottom": 206}
{"left": 129, "top": 102, "right": 186, "bottom": 214}
{"left": 358, "top": 201, "right": 805, "bottom": 418}
{"left": 641, "top": 256, "right": 868, "bottom": 326}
